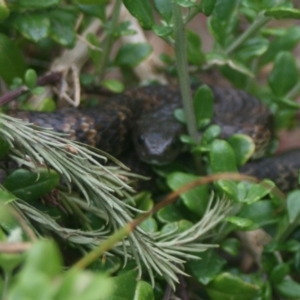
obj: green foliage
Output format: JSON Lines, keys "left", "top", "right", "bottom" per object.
{"left": 1, "top": 0, "right": 300, "bottom": 299}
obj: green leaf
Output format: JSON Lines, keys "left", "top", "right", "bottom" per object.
{"left": 270, "top": 263, "right": 290, "bottom": 284}
{"left": 160, "top": 220, "right": 193, "bottom": 235}
{"left": 77, "top": 3, "right": 106, "bottom": 19}
{"left": 206, "top": 273, "right": 261, "bottom": 300}
{"left": 187, "top": 30, "right": 205, "bottom": 66}
{"left": 220, "top": 238, "right": 240, "bottom": 257}
{"left": 0, "top": 33, "right": 26, "bottom": 84}
{"left": 174, "top": 108, "right": 186, "bottom": 123}
{"left": 152, "top": 24, "right": 173, "bottom": 37}
{"left": 0, "top": 0, "right": 9, "bottom": 21}
{"left": 123, "top": 0, "right": 154, "bottom": 29}
{"left": 186, "top": 250, "right": 226, "bottom": 285}
{"left": 75, "top": 0, "right": 108, "bottom": 4}
{"left": 22, "top": 240, "right": 62, "bottom": 277}
{"left": 287, "top": 190, "right": 300, "bottom": 223}
{"left": 13, "top": 13, "right": 50, "bottom": 42}
{"left": 200, "top": 0, "right": 217, "bottom": 16}
{"left": 201, "top": 125, "right": 221, "bottom": 145}
{"left": 139, "top": 218, "right": 157, "bottom": 233}
{"left": 16, "top": 0, "right": 60, "bottom": 9}
{"left": 236, "top": 37, "right": 269, "bottom": 61}
{"left": 276, "top": 278, "right": 300, "bottom": 299}
{"left": 167, "top": 172, "right": 209, "bottom": 216}
{"left": 261, "top": 26, "right": 300, "bottom": 65}
{"left": 269, "top": 51, "right": 298, "bottom": 96}
{"left": 48, "top": 9, "right": 77, "bottom": 47}
{"left": 134, "top": 281, "right": 154, "bottom": 300}
{"left": 156, "top": 204, "right": 185, "bottom": 223}
{"left": 225, "top": 216, "right": 253, "bottom": 229}
{"left": 206, "top": 52, "right": 254, "bottom": 78}
{"left": 36, "top": 97, "right": 56, "bottom": 112}
{"left": 238, "top": 200, "right": 278, "bottom": 228}
{"left": 227, "top": 134, "right": 255, "bottom": 166}
{"left": 108, "top": 270, "right": 138, "bottom": 300}
{"left": 24, "top": 69, "right": 37, "bottom": 89}
{"left": 102, "top": 79, "right": 124, "bottom": 93}
{"left": 0, "top": 136, "right": 10, "bottom": 159}
{"left": 209, "top": 139, "right": 237, "bottom": 173}
{"left": 265, "top": 7, "right": 300, "bottom": 19}
{"left": 174, "top": 0, "right": 197, "bottom": 8}
{"left": 193, "top": 85, "right": 214, "bottom": 128}
{"left": 3, "top": 168, "right": 60, "bottom": 202}
{"left": 154, "top": 0, "right": 172, "bottom": 22}
{"left": 115, "top": 43, "right": 152, "bottom": 67}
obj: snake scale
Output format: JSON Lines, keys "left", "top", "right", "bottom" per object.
{"left": 7, "top": 85, "right": 300, "bottom": 192}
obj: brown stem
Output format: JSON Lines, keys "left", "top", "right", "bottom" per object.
{"left": 0, "top": 71, "right": 62, "bottom": 106}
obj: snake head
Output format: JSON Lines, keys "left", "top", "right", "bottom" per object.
{"left": 132, "top": 115, "right": 185, "bottom": 165}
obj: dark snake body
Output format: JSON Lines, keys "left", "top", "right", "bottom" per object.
{"left": 7, "top": 85, "right": 300, "bottom": 192}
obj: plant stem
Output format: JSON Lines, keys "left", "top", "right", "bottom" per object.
{"left": 172, "top": 4, "right": 199, "bottom": 144}
{"left": 173, "top": 4, "right": 202, "bottom": 172}
{"left": 98, "top": 0, "right": 122, "bottom": 81}
{"left": 225, "top": 13, "right": 270, "bottom": 55}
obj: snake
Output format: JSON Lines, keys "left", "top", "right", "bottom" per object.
{"left": 7, "top": 85, "right": 300, "bottom": 192}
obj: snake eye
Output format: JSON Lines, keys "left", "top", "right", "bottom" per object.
{"left": 137, "top": 134, "right": 145, "bottom": 145}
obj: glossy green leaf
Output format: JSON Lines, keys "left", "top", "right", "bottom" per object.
{"left": 167, "top": 172, "right": 209, "bottom": 216}
{"left": 0, "top": 0, "right": 9, "bottom": 21}
{"left": 108, "top": 270, "right": 138, "bottom": 300}
{"left": 154, "top": 0, "right": 172, "bottom": 22}
{"left": 56, "top": 271, "right": 113, "bottom": 300}
{"left": 13, "top": 13, "right": 50, "bottom": 42}
{"left": 261, "top": 26, "right": 300, "bottom": 65}
{"left": 193, "top": 85, "right": 214, "bottom": 129}
{"left": 243, "top": 180, "right": 274, "bottom": 204}
{"left": 77, "top": 3, "right": 106, "bottom": 19}
{"left": 48, "top": 9, "right": 77, "bottom": 47}
{"left": 174, "top": 108, "right": 186, "bottom": 123}
{"left": 287, "top": 190, "right": 300, "bottom": 223}
{"left": 160, "top": 220, "right": 193, "bottom": 235}
{"left": 227, "top": 134, "right": 255, "bottom": 166}
{"left": 265, "top": 7, "right": 300, "bottom": 19}
{"left": 212, "top": 0, "right": 238, "bottom": 21}
{"left": 123, "top": 0, "right": 154, "bottom": 29}
{"left": 236, "top": 37, "right": 269, "bottom": 61}
{"left": 209, "top": 139, "right": 238, "bottom": 173}
{"left": 220, "top": 238, "right": 240, "bottom": 257}
{"left": 238, "top": 200, "right": 278, "bottom": 228}
{"left": 200, "top": 0, "right": 217, "bottom": 16}
{"left": 174, "top": 0, "right": 197, "bottom": 8}
{"left": 152, "top": 24, "right": 173, "bottom": 37}
{"left": 276, "top": 278, "right": 300, "bottom": 299}
{"left": 36, "top": 97, "right": 57, "bottom": 112}
{"left": 201, "top": 125, "right": 221, "bottom": 145}
{"left": 115, "top": 43, "right": 152, "bottom": 67}
{"left": 187, "top": 30, "right": 205, "bottom": 66}
{"left": 186, "top": 250, "right": 226, "bottom": 285}
{"left": 225, "top": 216, "right": 253, "bottom": 229}
{"left": 102, "top": 79, "right": 124, "bottom": 93}
{"left": 140, "top": 218, "right": 157, "bottom": 233}
{"left": 206, "top": 273, "right": 261, "bottom": 300}
{"left": 156, "top": 204, "right": 185, "bottom": 223}
{"left": 205, "top": 52, "right": 254, "bottom": 78}
{"left": 134, "top": 280, "right": 154, "bottom": 300}
{"left": 87, "top": 32, "right": 102, "bottom": 68}
{"left": 270, "top": 263, "right": 290, "bottom": 284}
{"left": 3, "top": 168, "right": 60, "bottom": 202}
{"left": 16, "top": 0, "right": 60, "bottom": 8}
{"left": 0, "top": 33, "right": 26, "bottom": 83}
{"left": 23, "top": 240, "right": 62, "bottom": 277}
{"left": 269, "top": 51, "right": 298, "bottom": 96}
{"left": 216, "top": 180, "right": 239, "bottom": 201}
{"left": 24, "top": 69, "right": 37, "bottom": 89}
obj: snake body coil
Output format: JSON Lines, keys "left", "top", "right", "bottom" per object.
{"left": 7, "top": 85, "right": 299, "bottom": 192}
